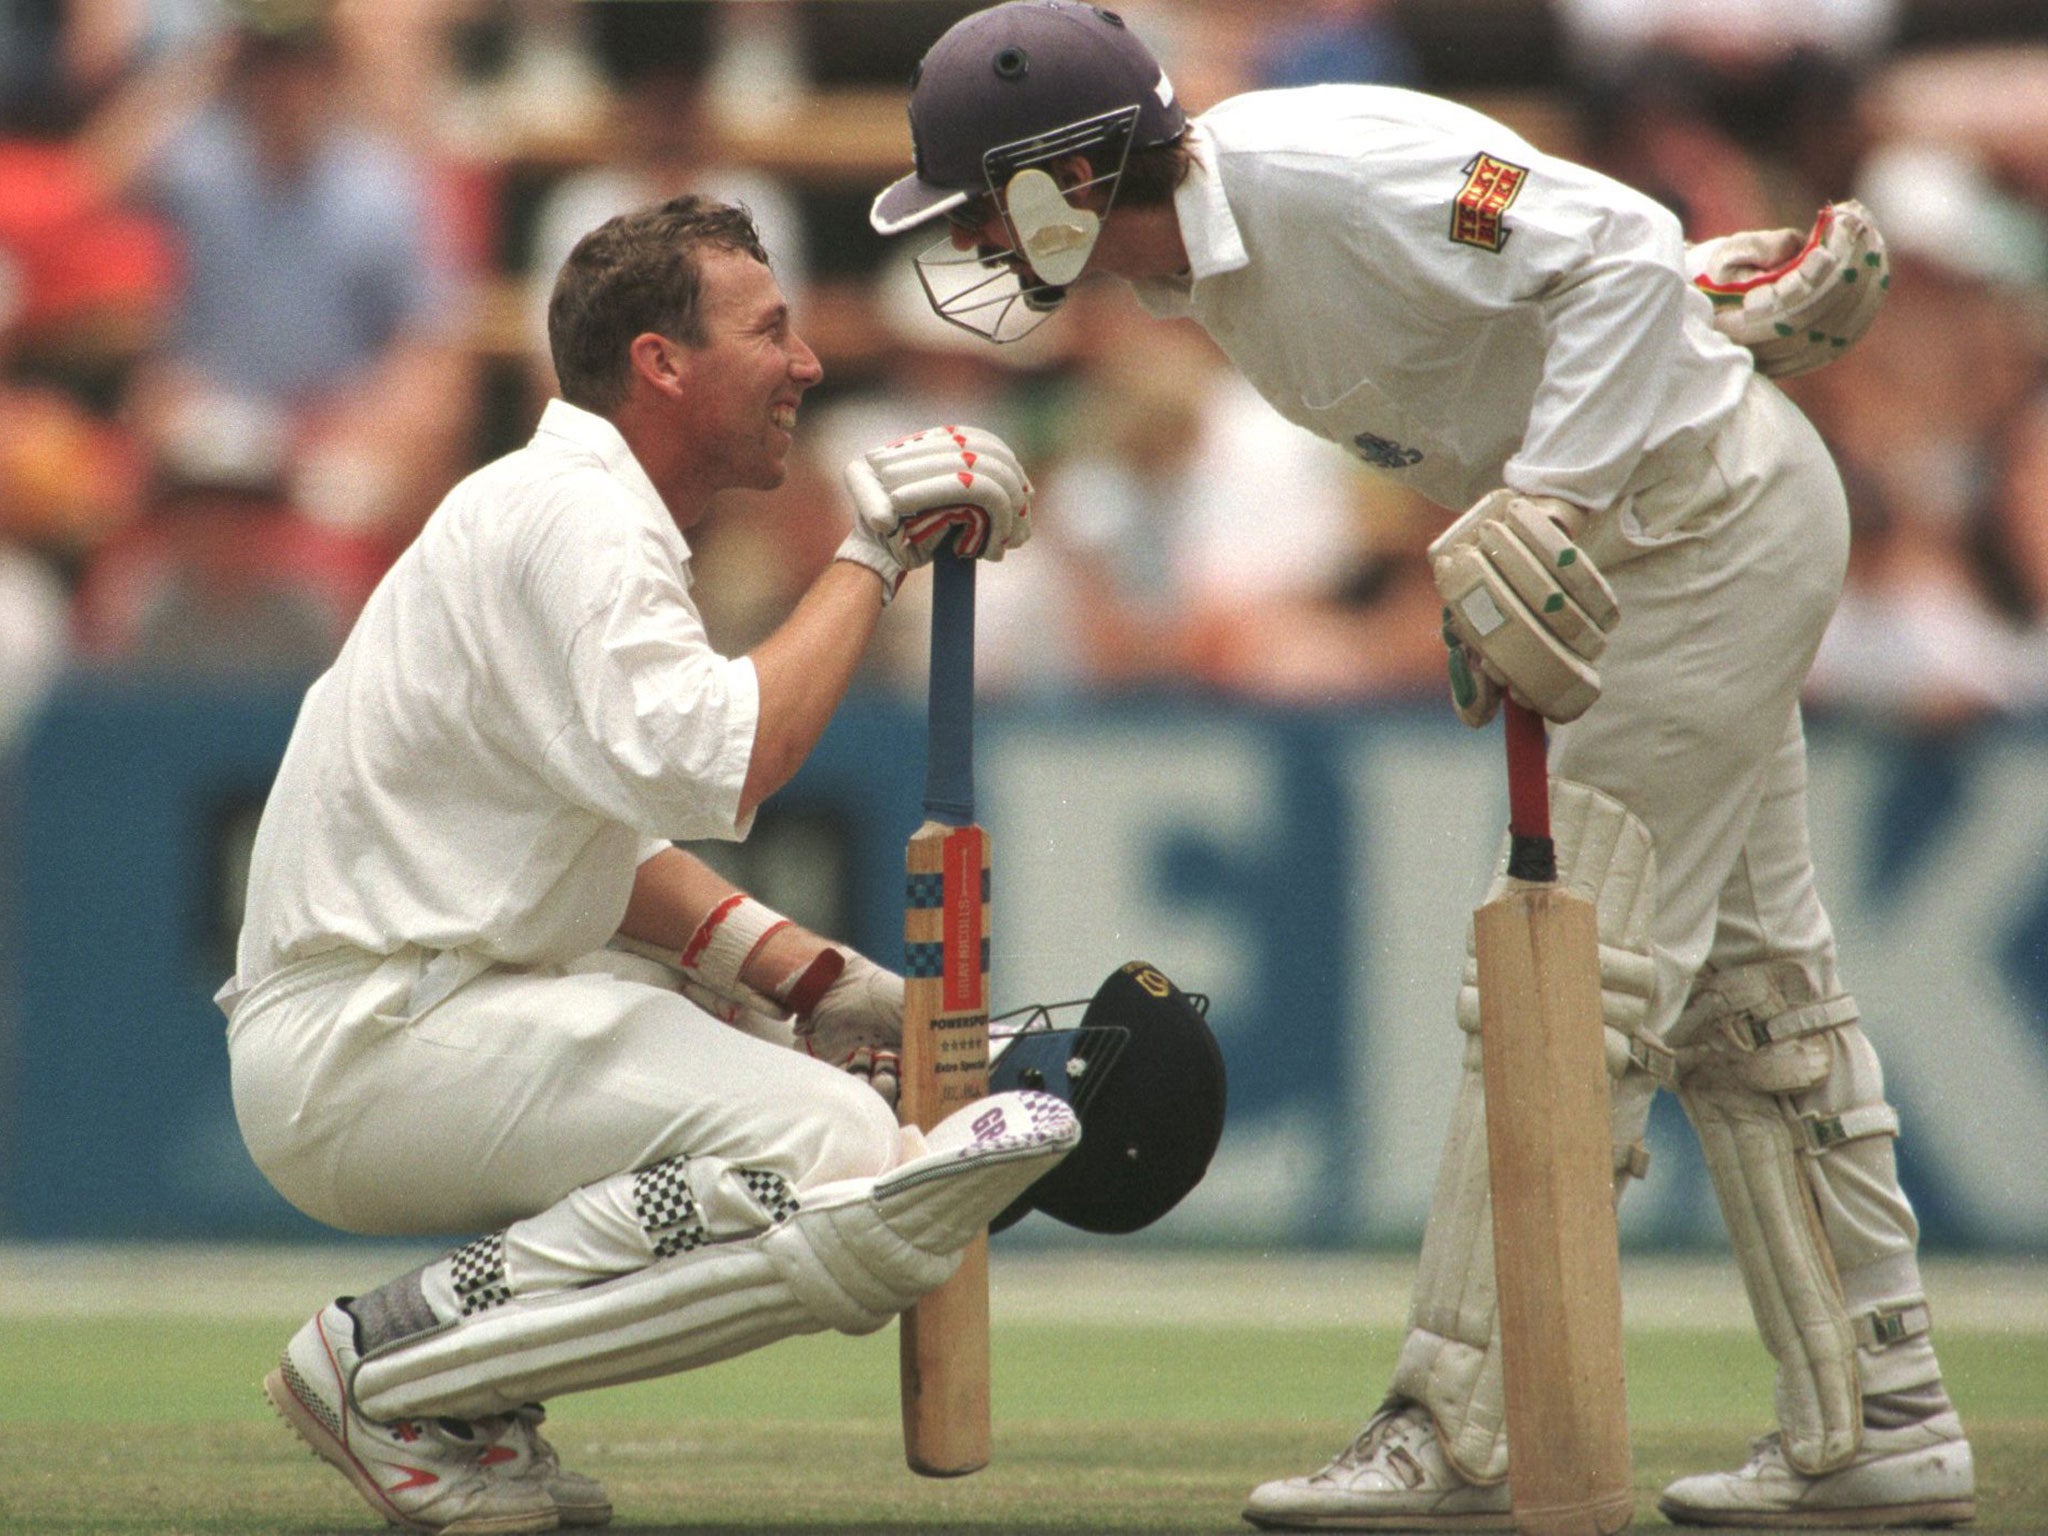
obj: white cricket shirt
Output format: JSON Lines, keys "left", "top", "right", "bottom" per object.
{"left": 1133, "top": 86, "right": 1755, "bottom": 513}
{"left": 224, "top": 400, "right": 759, "bottom": 1006}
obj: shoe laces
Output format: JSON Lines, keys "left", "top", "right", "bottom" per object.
{"left": 1743, "top": 1431, "right": 1791, "bottom": 1473}
{"left": 424, "top": 1416, "right": 501, "bottom": 1461}
{"left": 511, "top": 1404, "right": 563, "bottom": 1475}
{"left": 1329, "top": 1404, "right": 1426, "bottom": 1477}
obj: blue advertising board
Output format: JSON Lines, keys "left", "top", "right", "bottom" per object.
{"left": 4, "top": 680, "right": 2044, "bottom": 1250}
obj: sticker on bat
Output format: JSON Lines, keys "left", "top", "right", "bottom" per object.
{"left": 941, "top": 827, "right": 986, "bottom": 1013}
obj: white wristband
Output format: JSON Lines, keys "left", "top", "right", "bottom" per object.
{"left": 679, "top": 895, "right": 789, "bottom": 999}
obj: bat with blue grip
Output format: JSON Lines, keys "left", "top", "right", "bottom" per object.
{"left": 897, "top": 548, "right": 993, "bottom": 1476}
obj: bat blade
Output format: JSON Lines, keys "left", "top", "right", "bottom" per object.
{"left": 898, "top": 553, "right": 992, "bottom": 1477}
{"left": 899, "top": 817, "right": 991, "bottom": 1475}
{"left": 1478, "top": 703, "right": 1632, "bottom": 1536}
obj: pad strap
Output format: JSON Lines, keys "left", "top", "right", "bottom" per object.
{"left": 1617, "top": 1140, "right": 1651, "bottom": 1181}
{"left": 1800, "top": 1104, "right": 1900, "bottom": 1155}
{"left": 1676, "top": 962, "right": 1859, "bottom": 1053}
{"left": 1856, "top": 1297, "right": 1932, "bottom": 1351}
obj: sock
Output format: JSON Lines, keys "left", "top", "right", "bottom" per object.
{"left": 345, "top": 1264, "right": 451, "bottom": 1354}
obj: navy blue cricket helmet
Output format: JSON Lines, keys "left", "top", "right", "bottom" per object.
{"left": 987, "top": 960, "right": 1225, "bottom": 1234}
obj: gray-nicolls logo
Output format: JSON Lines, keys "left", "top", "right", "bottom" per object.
{"left": 1352, "top": 431, "right": 1423, "bottom": 470}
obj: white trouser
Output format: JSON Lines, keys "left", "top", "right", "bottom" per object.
{"left": 227, "top": 943, "right": 900, "bottom": 1238}
{"left": 1554, "top": 375, "right": 1850, "bottom": 1038}
{"left": 1394, "top": 375, "right": 1938, "bottom": 1477}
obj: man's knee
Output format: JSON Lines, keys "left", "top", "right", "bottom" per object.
{"left": 786, "top": 1067, "right": 904, "bottom": 1189}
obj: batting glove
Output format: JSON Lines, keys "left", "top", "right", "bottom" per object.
{"left": 1691, "top": 200, "right": 1889, "bottom": 378}
{"left": 835, "top": 425, "right": 1032, "bottom": 602}
{"left": 1430, "top": 490, "right": 1619, "bottom": 725}
{"left": 789, "top": 950, "right": 904, "bottom": 1109}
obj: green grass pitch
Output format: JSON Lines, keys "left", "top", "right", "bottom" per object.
{"left": 1, "top": 1249, "right": 2042, "bottom": 1534}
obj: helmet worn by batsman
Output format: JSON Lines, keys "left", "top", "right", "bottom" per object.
{"left": 986, "top": 961, "right": 1226, "bottom": 1233}
{"left": 870, "top": 0, "right": 1186, "bottom": 341}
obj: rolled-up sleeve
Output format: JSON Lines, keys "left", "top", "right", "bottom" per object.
{"left": 514, "top": 487, "right": 760, "bottom": 842}
{"left": 553, "top": 573, "right": 760, "bottom": 841}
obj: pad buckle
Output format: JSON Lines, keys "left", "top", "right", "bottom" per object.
{"left": 1856, "top": 1298, "right": 1931, "bottom": 1350}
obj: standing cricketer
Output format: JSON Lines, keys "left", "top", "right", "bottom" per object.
{"left": 220, "top": 194, "right": 1077, "bottom": 1534}
{"left": 869, "top": 4, "right": 1974, "bottom": 1529}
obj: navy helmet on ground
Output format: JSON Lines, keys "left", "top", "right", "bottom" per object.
{"left": 987, "top": 960, "right": 1225, "bottom": 1234}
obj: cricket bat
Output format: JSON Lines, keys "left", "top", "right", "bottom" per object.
{"left": 897, "top": 550, "right": 993, "bottom": 1477}
{"left": 1476, "top": 701, "right": 1634, "bottom": 1536}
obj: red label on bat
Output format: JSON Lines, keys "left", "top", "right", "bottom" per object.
{"left": 941, "top": 827, "right": 985, "bottom": 1012}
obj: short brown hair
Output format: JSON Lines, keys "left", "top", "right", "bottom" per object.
{"left": 547, "top": 195, "right": 771, "bottom": 414}
{"left": 1111, "top": 136, "right": 1197, "bottom": 209}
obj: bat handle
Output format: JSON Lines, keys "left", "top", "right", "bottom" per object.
{"left": 1503, "top": 700, "right": 1556, "bottom": 883}
{"left": 924, "top": 552, "right": 976, "bottom": 827}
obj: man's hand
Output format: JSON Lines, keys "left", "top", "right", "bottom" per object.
{"left": 790, "top": 951, "right": 904, "bottom": 1109}
{"left": 1429, "top": 490, "right": 1619, "bottom": 724}
{"left": 835, "top": 424, "right": 1032, "bottom": 601}
{"left": 1690, "top": 200, "right": 1889, "bottom": 378}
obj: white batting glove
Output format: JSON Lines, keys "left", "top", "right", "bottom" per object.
{"left": 1430, "top": 490, "right": 1619, "bottom": 725}
{"left": 788, "top": 950, "right": 903, "bottom": 1109}
{"left": 835, "top": 425, "right": 1032, "bottom": 601}
{"left": 1691, "top": 200, "right": 1889, "bottom": 378}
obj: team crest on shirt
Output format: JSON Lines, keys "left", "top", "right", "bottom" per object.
{"left": 1450, "top": 153, "right": 1527, "bottom": 252}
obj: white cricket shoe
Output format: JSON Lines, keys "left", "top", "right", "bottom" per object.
{"left": 1659, "top": 1410, "right": 1975, "bottom": 1528}
{"left": 265, "top": 1302, "right": 559, "bottom": 1534}
{"left": 1243, "top": 1400, "right": 1513, "bottom": 1530}
{"left": 480, "top": 1405, "right": 613, "bottom": 1527}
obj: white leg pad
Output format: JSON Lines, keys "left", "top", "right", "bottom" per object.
{"left": 355, "top": 1242, "right": 823, "bottom": 1421}
{"left": 1458, "top": 777, "right": 1661, "bottom": 1043}
{"left": 1390, "top": 1044, "right": 1508, "bottom": 1484}
{"left": 1400, "top": 777, "right": 1663, "bottom": 1482}
{"left": 1391, "top": 1033, "right": 1658, "bottom": 1484}
{"left": 353, "top": 1090, "right": 1077, "bottom": 1420}
{"left": 1675, "top": 963, "right": 1870, "bottom": 1475}
{"left": 768, "top": 1087, "right": 1082, "bottom": 1330}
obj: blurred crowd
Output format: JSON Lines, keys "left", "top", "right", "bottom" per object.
{"left": 2, "top": 0, "right": 2047, "bottom": 757}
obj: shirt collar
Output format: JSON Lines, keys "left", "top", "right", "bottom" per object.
{"left": 1132, "top": 120, "right": 1247, "bottom": 316}
{"left": 532, "top": 398, "right": 693, "bottom": 568}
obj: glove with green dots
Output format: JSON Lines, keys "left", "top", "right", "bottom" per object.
{"left": 1690, "top": 200, "right": 1889, "bottom": 378}
{"left": 1429, "top": 490, "right": 1620, "bottom": 725}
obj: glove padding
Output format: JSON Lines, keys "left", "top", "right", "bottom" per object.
{"left": 836, "top": 424, "right": 1032, "bottom": 601}
{"left": 791, "top": 950, "right": 903, "bottom": 1110}
{"left": 1691, "top": 200, "right": 1888, "bottom": 378}
{"left": 1441, "top": 608, "right": 1504, "bottom": 729}
{"left": 1429, "top": 490, "right": 1619, "bottom": 725}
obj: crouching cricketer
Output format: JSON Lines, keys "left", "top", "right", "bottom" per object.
{"left": 220, "top": 195, "right": 1074, "bottom": 1533}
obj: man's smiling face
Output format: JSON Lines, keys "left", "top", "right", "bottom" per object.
{"left": 672, "top": 247, "right": 824, "bottom": 494}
